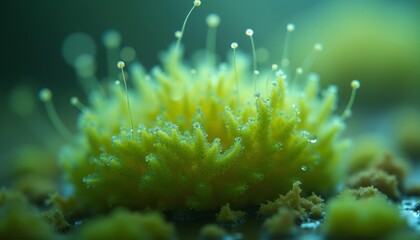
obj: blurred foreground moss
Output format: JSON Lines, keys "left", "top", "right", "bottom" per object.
{"left": 0, "top": 190, "right": 54, "bottom": 240}
{"left": 77, "top": 208, "right": 175, "bottom": 240}
{"left": 323, "top": 188, "right": 408, "bottom": 239}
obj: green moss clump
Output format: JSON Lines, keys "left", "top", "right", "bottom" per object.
{"left": 323, "top": 189, "right": 407, "bottom": 239}
{"left": 372, "top": 153, "right": 409, "bottom": 187}
{"left": 215, "top": 204, "right": 246, "bottom": 227}
{"left": 77, "top": 208, "right": 175, "bottom": 240}
{"left": 199, "top": 224, "right": 227, "bottom": 240}
{"left": 258, "top": 181, "right": 324, "bottom": 220}
{"left": 0, "top": 189, "right": 54, "bottom": 240}
{"left": 347, "top": 152, "right": 409, "bottom": 200}
{"left": 346, "top": 186, "right": 387, "bottom": 200}
{"left": 262, "top": 208, "right": 296, "bottom": 238}
{"left": 52, "top": 3, "right": 359, "bottom": 213}
{"left": 11, "top": 146, "right": 60, "bottom": 203}
{"left": 345, "top": 135, "right": 389, "bottom": 174}
{"left": 347, "top": 169, "right": 400, "bottom": 200}
{"left": 60, "top": 43, "right": 350, "bottom": 213}
{"left": 42, "top": 208, "right": 71, "bottom": 232}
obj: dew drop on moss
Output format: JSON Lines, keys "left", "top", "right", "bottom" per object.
{"left": 193, "top": 122, "right": 201, "bottom": 129}
{"left": 111, "top": 136, "right": 121, "bottom": 144}
{"left": 237, "top": 125, "right": 245, "bottom": 131}
{"left": 308, "top": 137, "right": 318, "bottom": 144}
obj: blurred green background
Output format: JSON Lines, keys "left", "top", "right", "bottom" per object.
{"left": 1, "top": 0, "right": 420, "bottom": 183}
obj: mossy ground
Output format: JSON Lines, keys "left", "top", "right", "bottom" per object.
{"left": 2, "top": 1, "right": 420, "bottom": 239}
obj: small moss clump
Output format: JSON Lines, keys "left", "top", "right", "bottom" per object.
{"left": 42, "top": 208, "right": 71, "bottom": 233}
{"left": 11, "top": 146, "right": 60, "bottom": 203}
{"left": 0, "top": 189, "right": 55, "bottom": 240}
{"left": 347, "top": 152, "right": 409, "bottom": 200}
{"left": 199, "top": 224, "right": 228, "bottom": 240}
{"left": 346, "top": 135, "right": 389, "bottom": 174}
{"left": 77, "top": 208, "right": 175, "bottom": 240}
{"left": 372, "top": 153, "right": 409, "bottom": 187}
{"left": 347, "top": 169, "right": 400, "bottom": 200}
{"left": 323, "top": 189, "right": 407, "bottom": 239}
{"left": 258, "top": 181, "right": 324, "bottom": 220}
{"left": 215, "top": 204, "right": 246, "bottom": 227}
{"left": 262, "top": 207, "right": 297, "bottom": 238}
{"left": 346, "top": 186, "right": 387, "bottom": 200}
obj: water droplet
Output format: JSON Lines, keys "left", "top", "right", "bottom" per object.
{"left": 126, "top": 130, "right": 133, "bottom": 139}
{"left": 301, "top": 131, "right": 309, "bottom": 137}
{"left": 151, "top": 127, "right": 159, "bottom": 134}
{"left": 234, "top": 137, "right": 242, "bottom": 143}
{"left": 302, "top": 131, "right": 318, "bottom": 144}
{"left": 82, "top": 174, "right": 99, "bottom": 188}
{"left": 254, "top": 93, "right": 261, "bottom": 98}
{"left": 193, "top": 122, "right": 201, "bottom": 129}
{"left": 145, "top": 154, "right": 155, "bottom": 162}
{"left": 248, "top": 117, "right": 256, "bottom": 123}
{"left": 237, "top": 125, "right": 245, "bottom": 131}
{"left": 107, "top": 156, "right": 119, "bottom": 167}
{"left": 111, "top": 136, "right": 121, "bottom": 144}
{"left": 301, "top": 165, "right": 307, "bottom": 172}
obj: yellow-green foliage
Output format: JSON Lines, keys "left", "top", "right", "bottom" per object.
{"left": 323, "top": 189, "right": 407, "bottom": 239}
{"left": 61, "top": 44, "right": 349, "bottom": 212}
{"left": 0, "top": 189, "right": 54, "bottom": 240}
{"left": 77, "top": 208, "right": 175, "bottom": 240}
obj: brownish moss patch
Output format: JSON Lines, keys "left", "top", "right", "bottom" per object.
{"left": 258, "top": 181, "right": 324, "bottom": 220}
